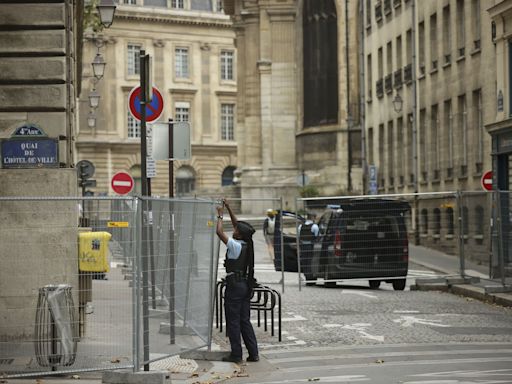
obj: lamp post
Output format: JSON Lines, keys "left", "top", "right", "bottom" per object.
{"left": 96, "top": 0, "right": 117, "bottom": 28}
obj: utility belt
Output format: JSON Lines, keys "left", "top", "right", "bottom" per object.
{"left": 225, "top": 271, "right": 247, "bottom": 283}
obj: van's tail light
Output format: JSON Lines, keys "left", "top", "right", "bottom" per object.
{"left": 334, "top": 230, "right": 343, "bottom": 257}
{"left": 403, "top": 238, "right": 409, "bottom": 262}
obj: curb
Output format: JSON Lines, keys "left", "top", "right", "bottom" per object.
{"left": 411, "top": 280, "right": 512, "bottom": 307}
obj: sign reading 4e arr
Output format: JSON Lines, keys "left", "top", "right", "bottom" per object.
{"left": 1, "top": 124, "right": 58, "bottom": 169}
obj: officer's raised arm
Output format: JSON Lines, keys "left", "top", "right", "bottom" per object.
{"left": 223, "top": 198, "right": 238, "bottom": 228}
{"left": 216, "top": 205, "right": 228, "bottom": 244}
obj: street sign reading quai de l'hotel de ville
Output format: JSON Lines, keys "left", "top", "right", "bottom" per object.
{"left": 1, "top": 124, "right": 58, "bottom": 169}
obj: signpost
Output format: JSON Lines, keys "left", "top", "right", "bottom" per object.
{"left": 128, "top": 85, "right": 164, "bottom": 123}
{"left": 111, "top": 172, "right": 134, "bottom": 195}
{"left": 481, "top": 170, "right": 493, "bottom": 191}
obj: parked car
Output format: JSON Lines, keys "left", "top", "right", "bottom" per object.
{"left": 273, "top": 198, "right": 411, "bottom": 290}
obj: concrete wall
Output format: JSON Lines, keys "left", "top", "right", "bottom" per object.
{"left": 0, "top": 169, "right": 78, "bottom": 341}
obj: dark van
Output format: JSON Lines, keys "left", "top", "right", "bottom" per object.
{"left": 309, "top": 198, "right": 411, "bottom": 290}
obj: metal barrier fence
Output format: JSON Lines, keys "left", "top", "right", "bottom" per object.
{"left": 294, "top": 192, "right": 510, "bottom": 291}
{"left": 0, "top": 196, "right": 217, "bottom": 378}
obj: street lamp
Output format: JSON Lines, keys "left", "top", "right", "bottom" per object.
{"left": 392, "top": 92, "right": 403, "bottom": 113}
{"left": 96, "top": 0, "right": 117, "bottom": 29}
{"left": 88, "top": 89, "right": 101, "bottom": 109}
{"left": 91, "top": 52, "right": 106, "bottom": 80}
{"left": 87, "top": 111, "right": 97, "bottom": 128}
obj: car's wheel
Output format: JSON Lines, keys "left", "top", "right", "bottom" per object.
{"left": 392, "top": 278, "right": 406, "bottom": 291}
{"left": 369, "top": 280, "right": 381, "bottom": 289}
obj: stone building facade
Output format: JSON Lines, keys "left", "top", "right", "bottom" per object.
{"left": 224, "top": 0, "right": 363, "bottom": 213}
{"left": 364, "top": 0, "right": 496, "bottom": 262}
{"left": 77, "top": 2, "right": 238, "bottom": 197}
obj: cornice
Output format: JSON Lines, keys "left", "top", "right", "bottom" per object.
{"left": 115, "top": 6, "right": 233, "bottom": 29}
{"left": 488, "top": 1, "right": 512, "bottom": 19}
{"left": 485, "top": 117, "right": 512, "bottom": 134}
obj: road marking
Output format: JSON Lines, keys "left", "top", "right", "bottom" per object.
{"left": 394, "top": 310, "right": 420, "bottom": 314}
{"left": 342, "top": 291, "right": 378, "bottom": 299}
{"left": 412, "top": 368, "right": 512, "bottom": 378}
{"left": 243, "top": 375, "right": 369, "bottom": 383}
{"left": 259, "top": 340, "right": 307, "bottom": 349}
{"left": 393, "top": 315, "right": 450, "bottom": 327}
{"left": 323, "top": 323, "right": 384, "bottom": 342}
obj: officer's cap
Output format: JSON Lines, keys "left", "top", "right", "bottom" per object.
{"left": 236, "top": 221, "right": 256, "bottom": 239}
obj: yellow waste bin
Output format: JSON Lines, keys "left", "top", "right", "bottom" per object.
{"left": 78, "top": 232, "right": 112, "bottom": 273}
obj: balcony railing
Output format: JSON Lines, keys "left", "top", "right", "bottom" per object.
{"left": 375, "top": 2, "right": 383, "bottom": 21}
{"left": 384, "top": 74, "right": 393, "bottom": 93}
{"left": 404, "top": 63, "right": 412, "bottom": 83}
{"left": 376, "top": 78, "right": 384, "bottom": 98}
{"left": 394, "top": 68, "right": 402, "bottom": 88}
{"left": 384, "top": 0, "right": 391, "bottom": 15}
{"left": 394, "top": 0, "right": 401, "bottom": 8}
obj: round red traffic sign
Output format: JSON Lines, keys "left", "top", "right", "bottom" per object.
{"left": 481, "top": 170, "right": 493, "bottom": 191}
{"left": 111, "top": 172, "right": 134, "bottom": 195}
{"left": 128, "top": 86, "right": 164, "bottom": 123}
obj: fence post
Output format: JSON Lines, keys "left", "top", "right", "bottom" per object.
{"left": 208, "top": 201, "right": 219, "bottom": 351}
{"left": 295, "top": 197, "right": 302, "bottom": 291}
{"left": 496, "top": 191, "right": 506, "bottom": 287}
{"left": 133, "top": 197, "right": 141, "bottom": 372}
{"left": 280, "top": 196, "right": 285, "bottom": 294}
{"left": 457, "top": 190, "right": 465, "bottom": 278}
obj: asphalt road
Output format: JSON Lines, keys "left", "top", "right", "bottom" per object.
{"left": 215, "top": 231, "right": 512, "bottom": 384}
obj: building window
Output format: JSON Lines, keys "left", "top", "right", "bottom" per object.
{"left": 396, "top": 36, "right": 402, "bottom": 69}
{"left": 176, "top": 166, "right": 195, "bottom": 196}
{"left": 430, "top": 13, "right": 438, "bottom": 68}
{"left": 366, "top": 0, "right": 371, "bottom": 25}
{"left": 475, "top": 205, "right": 484, "bottom": 236}
{"left": 303, "top": 0, "right": 338, "bottom": 128}
{"left": 442, "top": 5, "right": 451, "bottom": 64}
{"left": 171, "top": 0, "right": 184, "bottom": 9}
{"left": 473, "top": 89, "right": 483, "bottom": 170}
{"left": 407, "top": 113, "right": 413, "bottom": 183}
{"left": 175, "top": 47, "right": 189, "bottom": 78}
{"left": 220, "top": 50, "right": 234, "bottom": 81}
{"left": 123, "top": 0, "right": 136, "bottom": 4}
{"left": 456, "top": 0, "right": 465, "bottom": 55}
{"left": 368, "top": 127, "right": 374, "bottom": 164}
{"left": 221, "top": 103, "right": 235, "bottom": 141}
{"left": 397, "top": 117, "right": 403, "bottom": 180}
{"left": 458, "top": 94, "right": 467, "bottom": 173}
{"left": 128, "top": 111, "right": 140, "bottom": 138}
{"left": 431, "top": 104, "right": 439, "bottom": 174}
{"left": 378, "top": 124, "right": 385, "bottom": 187}
{"left": 127, "top": 44, "right": 141, "bottom": 76}
{"left": 421, "top": 209, "right": 429, "bottom": 235}
{"left": 419, "top": 108, "right": 427, "bottom": 179}
{"left": 221, "top": 166, "right": 236, "bottom": 186}
{"left": 367, "top": 54, "right": 372, "bottom": 98}
{"left": 215, "top": 0, "right": 224, "bottom": 12}
{"left": 433, "top": 208, "right": 441, "bottom": 235}
{"left": 472, "top": 0, "right": 481, "bottom": 49}
{"left": 418, "top": 21, "right": 425, "bottom": 74}
{"left": 446, "top": 207, "right": 455, "bottom": 235}
{"left": 386, "top": 41, "right": 392, "bottom": 76}
{"left": 444, "top": 99, "right": 453, "bottom": 173}
{"left": 350, "top": 130, "right": 362, "bottom": 167}
{"left": 387, "top": 120, "right": 394, "bottom": 187}
{"left": 175, "top": 102, "right": 190, "bottom": 122}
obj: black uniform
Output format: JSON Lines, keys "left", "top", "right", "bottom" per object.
{"left": 224, "top": 231, "right": 259, "bottom": 361}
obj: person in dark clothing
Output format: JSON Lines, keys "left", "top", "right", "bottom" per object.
{"left": 216, "top": 198, "right": 259, "bottom": 364}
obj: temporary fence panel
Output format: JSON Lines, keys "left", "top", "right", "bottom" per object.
{"left": 136, "top": 198, "right": 217, "bottom": 368}
{"left": 492, "top": 192, "right": 512, "bottom": 287}
{"left": 0, "top": 197, "right": 138, "bottom": 378}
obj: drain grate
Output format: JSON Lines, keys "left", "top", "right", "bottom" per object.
{"left": 0, "top": 358, "right": 14, "bottom": 365}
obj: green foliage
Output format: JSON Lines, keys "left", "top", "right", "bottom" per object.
{"left": 299, "top": 185, "right": 320, "bottom": 198}
{"left": 84, "top": 0, "right": 104, "bottom": 33}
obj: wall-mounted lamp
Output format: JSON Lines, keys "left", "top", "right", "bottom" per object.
{"left": 87, "top": 111, "right": 97, "bottom": 128}
{"left": 88, "top": 89, "right": 101, "bottom": 109}
{"left": 393, "top": 92, "right": 403, "bottom": 113}
{"left": 91, "top": 52, "right": 106, "bottom": 80}
{"left": 97, "top": 0, "right": 117, "bottom": 29}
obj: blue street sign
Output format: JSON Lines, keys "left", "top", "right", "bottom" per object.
{"left": 1, "top": 138, "right": 58, "bottom": 168}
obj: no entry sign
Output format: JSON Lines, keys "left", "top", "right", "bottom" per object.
{"left": 128, "top": 86, "right": 164, "bottom": 123}
{"left": 481, "top": 170, "right": 493, "bottom": 191}
{"left": 111, "top": 172, "right": 134, "bottom": 195}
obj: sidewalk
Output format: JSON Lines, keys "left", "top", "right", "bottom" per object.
{"left": 410, "top": 244, "right": 512, "bottom": 308}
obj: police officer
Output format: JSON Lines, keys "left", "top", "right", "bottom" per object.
{"left": 216, "top": 199, "right": 259, "bottom": 364}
